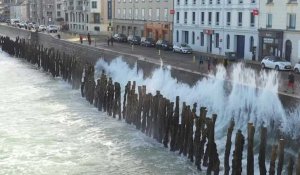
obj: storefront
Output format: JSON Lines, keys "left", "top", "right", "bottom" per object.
{"left": 258, "top": 29, "right": 283, "bottom": 60}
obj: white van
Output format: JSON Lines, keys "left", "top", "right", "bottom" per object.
{"left": 10, "top": 19, "right": 20, "bottom": 26}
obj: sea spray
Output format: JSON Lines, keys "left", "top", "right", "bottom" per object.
{"left": 95, "top": 57, "right": 300, "bottom": 140}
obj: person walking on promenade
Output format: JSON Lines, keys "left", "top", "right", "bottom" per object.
{"left": 223, "top": 58, "right": 228, "bottom": 69}
{"left": 286, "top": 71, "right": 295, "bottom": 93}
{"left": 110, "top": 36, "right": 113, "bottom": 46}
{"left": 87, "top": 33, "right": 91, "bottom": 45}
{"left": 107, "top": 36, "right": 110, "bottom": 46}
{"left": 207, "top": 57, "right": 211, "bottom": 72}
{"left": 79, "top": 35, "right": 83, "bottom": 44}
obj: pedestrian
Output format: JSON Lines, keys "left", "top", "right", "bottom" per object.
{"left": 79, "top": 35, "right": 83, "bottom": 44}
{"left": 223, "top": 58, "right": 228, "bottom": 69}
{"left": 110, "top": 36, "right": 113, "bottom": 46}
{"left": 87, "top": 33, "right": 91, "bottom": 45}
{"left": 207, "top": 57, "right": 211, "bottom": 72}
{"left": 286, "top": 71, "right": 295, "bottom": 93}
{"left": 107, "top": 36, "right": 110, "bottom": 46}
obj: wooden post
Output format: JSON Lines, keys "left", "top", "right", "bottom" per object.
{"left": 170, "top": 96, "right": 179, "bottom": 152}
{"left": 296, "top": 152, "right": 300, "bottom": 175}
{"left": 247, "top": 123, "right": 255, "bottom": 175}
{"left": 277, "top": 139, "right": 285, "bottom": 175}
{"left": 224, "top": 119, "right": 235, "bottom": 175}
{"left": 269, "top": 144, "right": 278, "bottom": 175}
{"left": 232, "top": 130, "right": 245, "bottom": 175}
{"left": 258, "top": 126, "right": 267, "bottom": 175}
{"left": 287, "top": 157, "right": 294, "bottom": 175}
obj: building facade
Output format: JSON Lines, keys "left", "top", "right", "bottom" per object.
{"left": 65, "top": 0, "right": 113, "bottom": 35}
{"left": 259, "top": 0, "right": 300, "bottom": 63}
{"left": 174, "top": 0, "right": 258, "bottom": 60}
{"left": 54, "top": 0, "right": 66, "bottom": 25}
{"left": 113, "top": 0, "right": 174, "bottom": 41}
{"left": 10, "top": 0, "right": 29, "bottom": 21}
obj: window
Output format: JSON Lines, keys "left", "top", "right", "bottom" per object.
{"left": 92, "top": 1, "right": 97, "bottom": 8}
{"left": 192, "top": 32, "right": 195, "bottom": 44}
{"left": 94, "top": 13, "right": 100, "bottom": 23}
{"left": 288, "top": 13, "right": 296, "bottom": 29}
{"left": 200, "top": 32, "right": 204, "bottom": 46}
{"left": 117, "top": 8, "right": 121, "bottom": 18}
{"left": 94, "top": 26, "right": 100, "bottom": 31}
{"left": 267, "top": 0, "right": 273, "bottom": 4}
{"left": 250, "top": 12, "right": 255, "bottom": 27}
{"left": 185, "top": 0, "right": 188, "bottom": 5}
{"left": 227, "top": 12, "right": 231, "bottom": 26}
{"left": 129, "top": 8, "right": 132, "bottom": 19}
{"left": 209, "top": 0, "right": 212, "bottom": 4}
{"left": 201, "top": 12, "right": 205, "bottom": 24}
{"left": 123, "top": 8, "right": 126, "bottom": 19}
{"left": 215, "top": 33, "right": 219, "bottom": 48}
{"left": 239, "top": 0, "right": 243, "bottom": 4}
{"left": 217, "top": 0, "right": 220, "bottom": 4}
{"left": 149, "top": 8, "right": 152, "bottom": 20}
{"left": 192, "top": 12, "right": 195, "bottom": 24}
{"left": 266, "top": 13, "right": 272, "bottom": 28}
{"left": 202, "top": 0, "right": 205, "bottom": 4}
{"left": 142, "top": 8, "right": 145, "bottom": 20}
{"left": 216, "top": 12, "right": 219, "bottom": 25}
{"left": 238, "top": 12, "right": 242, "bottom": 26}
{"left": 184, "top": 12, "right": 187, "bottom": 24}
{"left": 208, "top": 12, "right": 212, "bottom": 25}
{"left": 135, "top": 8, "right": 138, "bottom": 19}
{"left": 228, "top": 0, "right": 231, "bottom": 4}
{"left": 177, "top": 0, "right": 180, "bottom": 5}
{"left": 226, "top": 34, "right": 230, "bottom": 49}
{"left": 176, "top": 12, "right": 179, "bottom": 23}
{"left": 156, "top": 8, "right": 160, "bottom": 21}
{"left": 176, "top": 30, "right": 179, "bottom": 42}
{"left": 251, "top": 0, "right": 255, "bottom": 3}
{"left": 57, "top": 11, "right": 61, "bottom": 17}
{"left": 193, "top": 0, "right": 196, "bottom": 4}
{"left": 164, "top": 8, "right": 168, "bottom": 21}
{"left": 249, "top": 36, "right": 254, "bottom": 52}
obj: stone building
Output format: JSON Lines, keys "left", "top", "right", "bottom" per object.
{"left": 258, "top": 0, "right": 300, "bottom": 63}
{"left": 65, "top": 0, "right": 113, "bottom": 35}
{"left": 174, "top": 0, "right": 259, "bottom": 60}
{"left": 113, "top": 0, "right": 174, "bottom": 41}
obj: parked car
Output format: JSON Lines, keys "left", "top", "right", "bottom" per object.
{"left": 173, "top": 43, "right": 193, "bottom": 54}
{"left": 127, "top": 35, "right": 134, "bottom": 43}
{"left": 261, "top": 56, "right": 292, "bottom": 71}
{"left": 47, "top": 25, "right": 58, "bottom": 33}
{"left": 129, "top": 36, "right": 141, "bottom": 45}
{"left": 225, "top": 52, "right": 239, "bottom": 61}
{"left": 38, "top": 25, "right": 47, "bottom": 32}
{"left": 140, "top": 37, "right": 155, "bottom": 47}
{"left": 18, "top": 22, "right": 26, "bottom": 29}
{"left": 113, "top": 33, "right": 127, "bottom": 42}
{"left": 293, "top": 62, "right": 300, "bottom": 73}
{"left": 155, "top": 40, "right": 173, "bottom": 50}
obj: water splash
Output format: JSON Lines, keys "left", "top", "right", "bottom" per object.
{"left": 95, "top": 57, "right": 300, "bottom": 139}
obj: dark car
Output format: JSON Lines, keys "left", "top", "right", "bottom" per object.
{"left": 113, "top": 33, "right": 127, "bottom": 42}
{"left": 156, "top": 40, "right": 173, "bottom": 50}
{"left": 225, "top": 52, "right": 239, "bottom": 61}
{"left": 130, "top": 36, "right": 141, "bottom": 45}
{"left": 141, "top": 37, "right": 155, "bottom": 47}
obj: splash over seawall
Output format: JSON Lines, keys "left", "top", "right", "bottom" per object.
{"left": 95, "top": 57, "right": 300, "bottom": 140}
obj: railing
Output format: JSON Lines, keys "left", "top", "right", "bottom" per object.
{"left": 68, "top": 6, "right": 74, "bottom": 10}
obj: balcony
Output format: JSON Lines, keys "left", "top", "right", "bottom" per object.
{"left": 76, "top": 5, "right": 83, "bottom": 10}
{"left": 68, "top": 6, "right": 74, "bottom": 10}
{"left": 83, "top": 6, "right": 90, "bottom": 11}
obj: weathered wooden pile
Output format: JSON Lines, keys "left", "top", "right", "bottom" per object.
{"left": 1, "top": 36, "right": 300, "bottom": 174}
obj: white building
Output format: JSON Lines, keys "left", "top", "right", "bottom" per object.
{"left": 258, "top": 0, "right": 300, "bottom": 63}
{"left": 174, "top": 0, "right": 259, "bottom": 60}
{"left": 10, "top": 0, "right": 29, "bottom": 21}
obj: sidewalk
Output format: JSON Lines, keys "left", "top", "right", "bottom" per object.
{"left": 54, "top": 31, "right": 300, "bottom": 99}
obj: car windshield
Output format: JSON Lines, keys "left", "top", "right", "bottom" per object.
{"left": 181, "top": 44, "right": 189, "bottom": 47}
{"left": 271, "top": 56, "right": 285, "bottom": 62}
{"left": 146, "top": 38, "right": 153, "bottom": 41}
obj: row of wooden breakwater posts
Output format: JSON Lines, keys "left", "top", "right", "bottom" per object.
{"left": 1, "top": 35, "right": 300, "bottom": 174}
